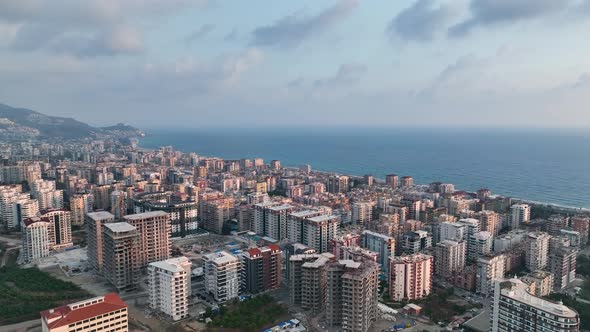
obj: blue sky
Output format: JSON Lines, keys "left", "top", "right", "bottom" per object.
{"left": 1, "top": 0, "right": 590, "bottom": 128}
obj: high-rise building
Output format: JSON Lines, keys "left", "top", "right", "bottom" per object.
{"left": 352, "top": 201, "right": 375, "bottom": 224}
{"left": 40, "top": 209, "right": 73, "bottom": 251}
{"left": 389, "top": 254, "right": 433, "bottom": 301}
{"left": 0, "top": 185, "right": 38, "bottom": 229}
{"left": 327, "top": 175, "right": 349, "bottom": 194}
{"left": 31, "top": 179, "right": 64, "bottom": 210}
{"left": 265, "top": 204, "right": 295, "bottom": 241}
{"left": 476, "top": 254, "right": 505, "bottom": 296}
{"left": 548, "top": 215, "right": 570, "bottom": 236}
{"left": 571, "top": 216, "right": 589, "bottom": 246}
{"left": 133, "top": 191, "right": 199, "bottom": 237}
{"left": 69, "top": 193, "right": 93, "bottom": 226}
{"left": 439, "top": 222, "right": 467, "bottom": 242}
{"left": 361, "top": 230, "right": 395, "bottom": 273}
{"left": 400, "top": 230, "right": 432, "bottom": 254}
{"left": 400, "top": 176, "right": 413, "bottom": 188}
{"left": 93, "top": 185, "right": 111, "bottom": 210}
{"left": 287, "top": 210, "right": 323, "bottom": 243}
{"left": 477, "top": 210, "right": 501, "bottom": 236}
{"left": 468, "top": 231, "right": 493, "bottom": 260}
{"left": 123, "top": 211, "right": 171, "bottom": 268}
{"left": 326, "top": 259, "right": 380, "bottom": 332}
{"left": 200, "top": 197, "right": 233, "bottom": 235}
{"left": 148, "top": 257, "right": 192, "bottom": 321}
{"left": 270, "top": 160, "right": 281, "bottom": 170}
{"left": 302, "top": 215, "right": 340, "bottom": 253}
{"left": 510, "top": 204, "right": 530, "bottom": 229}
{"left": 247, "top": 192, "right": 269, "bottom": 205}
{"left": 240, "top": 245, "right": 282, "bottom": 295}
{"left": 40, "top": 293, "right": 129, "bottom": 332}
{"left": 203, "top": 251, "right": 240, "bottom": 303}
{"left": 289, "top": 253, "right": 334, "bottom": 313}
{"left": 550, "top": 245, "right": 577, "bottom": 291}
{"left": 110, "top": 190, "right": 127, "bottom": 220}
{"left": 102, "top": 222, "right": 140, "bottom": 291}
{"left": 521, "top": 270, "right": 554, "bottom": 297}
{"left": 22, "top": 216, "right": 51, "bottom": 263}
{"left": 433, "top": 240, "right": 466, "bottom": 278}
{"left": 86, "top": 211, "right": 115, "bottom": 272}
{"left": 385, "top": 174, "right": 399, "bottom": 188}
{"left": 491, "top": 278, "right": 579, "bottom": 332}
{"left": 524, "top": 231, "right": 550, "bottom": 271}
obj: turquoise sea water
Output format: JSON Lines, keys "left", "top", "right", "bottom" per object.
{"left": 139, "top": 128, "right": 590, "bottom": 209}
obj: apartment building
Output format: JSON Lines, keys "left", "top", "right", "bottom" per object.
{"left": 433, "top": 240, "right": 466, "bottom": 278}
{"left": 123, "top": 211, "right": 171, "bottom": 268}
{"left": 326, "top": 259, "right": 380, "bottom": 332}
{"left": 302, "top": 215, "right": 340, "bottom": 253}
{"left": 240, "top": 245, "right": 282, "bottom": 294}
{"left": 524, "top": 231, "right": 550, "bottom": 271}
{"left": 361, "top": 230, "right": 395, "bottom": 273}
{"left": 203, "top": 251, "right": 240, "bottom": 303}
{"left": 289, "top": 253, "right": 335, "bottom": 314}
{"left": 86, "top": 211, "right": 115, "bottom": 272}
{"left": 148, "top": 257, "right": 192, "bottom": 321}
{"left": 476, "top": 254, "right": 505, "bottom": 296}
{"left": 102, "top": 222, "right": 140, "bottom": 291}
{"left": 22, "top": 216, "right": 50, "bottom": 263}
{"left": 491, "top": 278, "right": 579, "bottom": 332}
{"left": 389, "top": 254, "right": 433, "bottom": 301}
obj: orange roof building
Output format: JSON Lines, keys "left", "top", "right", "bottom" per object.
{"left": 40, "top": 293, "right": 128, "bottom": 332}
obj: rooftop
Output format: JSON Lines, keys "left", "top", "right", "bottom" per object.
{"left": 40, "top": 293, "right": 127, "bottom": 330}
{"left": 103, "top": 222, "right": 136, "bottom": 233}
{"left": 149, "top": 256, "right": 191, "bottom": 273}
{"left": 123, "top": 210, "right": 168, "bottom": 220}
{"left": 204, "top": 251, "right": 239, "bottom": 265}
{"left": 307, "top": 214, "right": 338, "bottom": 223}
{"left": 499, "top": 278, "right": 578, "bottom": 318}
{"left": 289, "top": 210, "right": 321, "bottom": 218}
{"left": 85, "top": 211, "right": 115, "bottom": 221}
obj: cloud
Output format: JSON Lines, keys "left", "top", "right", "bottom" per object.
{"left": 387, "top": 0, "right": 452, "bottom": 42}
{"left": 224, "top": 27, "right": 239, "bottom": 42}
{"left": 314, "top": 63, "right": 368, "bottom": 87}
{"left": 449, "top": 0, "right": 569, "bottom": 37}
{"left": 251, "top": 0, "right": 358, "bottom": 48}
{"left": 0, "top": 0, "right": 207, "bottom": 57}
{"left": 186, "top": 24, "right": 215, "bottom": 43}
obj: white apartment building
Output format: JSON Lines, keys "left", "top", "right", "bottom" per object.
{"left": 469, "top": 231, "right": 493, "bottom": 260}
{"left": 287, "top": 210, "right": 323, "bottom": 243}
{"left": 302, "top": 215, "right": 339, "bottom": 253}
{"left": 22, "top": 216, "right": 50, "bottom": 263}
{"left": 203, "top": 251, "right": 240, "bottom": 303}
{"left": 476, "top": 254, "right": 505, "bottom": 296}
{"left": 148, "top": 257, "right": 192, "bottom": 321}
{"left": 491, "top": 278, "right": 579, "bottom": 332}
{"left": 510, "top": 204, "right": 531, "bottom": 229}
{"left": 524, "top": 231, "right": 550, "bottom": 271}
{"left": 389, "top": 254, "right": 433, "bottom": 301}
{"left": 352, "top": 201, "right": 374, "bottom": 224}
{"left": 433, "top": 240, "right": 466, "bottom": 278}
{"left": 439, "top": 222, "right": 466, "bottom": 242}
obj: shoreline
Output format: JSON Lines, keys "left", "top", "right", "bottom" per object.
{"left": 138, "top": 140, "right": 590, "bottom": 213}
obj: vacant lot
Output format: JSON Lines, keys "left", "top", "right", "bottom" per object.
{"left": 206, "top": 294, "right": 288, "bottom": 332}
{"left": 0, "top": 266, "right": 91, "bottom": 325}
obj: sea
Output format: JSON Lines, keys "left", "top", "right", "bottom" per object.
{"left": 139, "top": 127, "right": 590, "bottom": 209}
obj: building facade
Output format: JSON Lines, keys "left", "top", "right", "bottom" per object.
{"left": 389, "top": 254, "right": 433, "bottom": 301}
{"left": 148, "top": 257, "right": 192, "bottom": 321}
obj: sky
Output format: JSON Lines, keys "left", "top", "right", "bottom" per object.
{"left": 1, "top": 0, "right": 590, "bottom": 128}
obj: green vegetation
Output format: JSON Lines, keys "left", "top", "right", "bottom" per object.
{"left": 545, "top": 293, "right": 590, "bottom": 330}
{"left": 0, "top": 266, "right": 91, "bottom": 325}
{"left": 207, "top": 294, "right": 287, "bottom": 331}
{"left": 577, "top": 254, "right": 590, "bottom": 277}
{"left": 580, "top": 279, "right": 590, "bottom": 301}
{"left": 418, "top": 287, "right": 474, "bottom": 323}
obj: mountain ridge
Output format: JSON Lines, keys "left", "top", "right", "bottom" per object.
{"left": 0, "top": 103, "right": 143, "bottom": 140}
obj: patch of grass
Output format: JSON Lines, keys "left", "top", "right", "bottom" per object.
{"left": 416, "top": 287, "right": 472, "bottom": 323}
{"left": 0, "top": 266, "right": 91, "bottom": 325}
{"left": 580, "top": 279, "right": 590, "bottom": 301}
{"left": 207, "top": 294, "right": 287, "bottom": 332}
{"left": 577, "top": 255, "right": 590, "bottom": 277}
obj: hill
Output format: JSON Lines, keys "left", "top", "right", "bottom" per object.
{"left": 0, "top": 103, "right": 143, "bottom": 140}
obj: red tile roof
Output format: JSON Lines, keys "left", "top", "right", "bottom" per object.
{"left": 40, "top": 293, "right": 127, "bottom": 330}
{"left": 23, "top": 216, "right": 51, "bottom": 227}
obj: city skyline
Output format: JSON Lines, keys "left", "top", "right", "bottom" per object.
{"left": 1, "top": 0, "right": 590, "bottom": 128}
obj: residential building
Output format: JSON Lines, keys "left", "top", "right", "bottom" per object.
{"left": 524, "top": 231, "right": 550, "bottom": 271}
{"left": 510, "top": 204, "right": 530, "bottom": 229}
{"left": 327, "top": 175, "right": 349, "bottom": 194}
{"left": 571, "top": 216, "right": 589, "bottom": 246}
{"left": 203, "top": 251, "right": 240, "bottom": 303}
{"left": 476, "top": 254, "right": 505, "bottom": 296}
{"left": 86, "top": 211, "right": 115, "bottom": 272}
{"left": 361, "top": 230, "right": 395, "bottom": 273}
{"left": 40, "top": 293, "right": 128, "bottom": 332}
{"left": 433, "top": 240, "right": 466, "bottom": 278}
{"left": 200, "top": 197, "right": 233, "bottom": 235}
{"left": 265, "top": 204, "right": 295, "bottom": 241}
{"left": 400, "top": 230, "right": 432, "bottom": 254}
{"left": 22, "top": 216, "right": 51, "bottom": 263}
{"left": 287, "top": 210, "right": 323, "bottom": 243}
{"left": 123, "top": 211, "right": 171, "bottom": 268}
{"left": 110, "top": 190, "right": 127, "bottom": 220}
{"left": 389, "top": 254, "right": 433, "bottom": 301}
{"left": 302, "top": 215, "right": 339, "bottom": 253}
{"left": 102, "top": 222, "right": 140, "bottom": 291}
{"left": 132, "top": 191, "right": 199, "bottom": 237}
{"left": 289, "top": 253, "right": 334, "bottom": 313}
{"left": 491, "top": 278, "right": 579, "bottom": 332}
{"left": 148, "top": 257, "right": 192, "bottom": 321}
{"left": 469, "top": 231, "right": 493, "bottom": 260}
{"left": 550, "top": 246, "right": 577, "bottom": 291}
{"left": 477, "top": 210, "right": 501, "bottom": 235}
{"left": 240, "top": 245, "right": 282, "bottom": 294}
{"left": 326, "top": 259, "right": 380, "bottom": 332}
{"left": 521, "top": 270, "right": 554, "bottom": 297}
{"left": 40, "top": 209, "right": 73, "bottom": 251}
{"left": 385, "top": 174, "right": 399, "bottom": 188}
{"left": 352, "top": 201, "right": 374, "bottom": 224}
{"left": 69, "top": 193, "right": 93, "bottom": 225}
